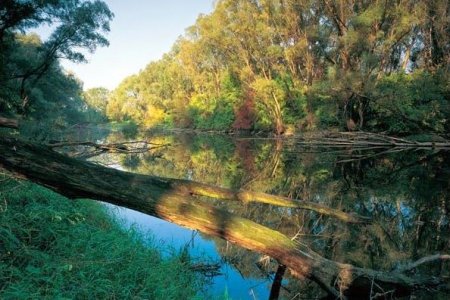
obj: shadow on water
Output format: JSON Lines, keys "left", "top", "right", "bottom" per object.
{"left": 92, "top": 131, "right": 449, "bottom": 300}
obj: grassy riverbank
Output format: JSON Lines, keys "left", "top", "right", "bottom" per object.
{"left": 0, "top": 178, "right": 203, "bottom": 299}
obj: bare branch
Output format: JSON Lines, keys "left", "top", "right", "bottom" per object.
{"left": 47, "top": 140, "right": 170, "bottom": 158}
{"left": 396, "top": 254, "right": 450, "bottom": 273}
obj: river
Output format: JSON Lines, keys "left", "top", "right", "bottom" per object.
{"left": 90, "top": 129, "right": 448, "bottom": 299}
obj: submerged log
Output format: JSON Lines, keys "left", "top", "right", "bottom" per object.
{"left": 0, "top": 117, "right": 19, "bottom": 129}
{"left": 0, "top": 135, "right": 447, "bottom": 298}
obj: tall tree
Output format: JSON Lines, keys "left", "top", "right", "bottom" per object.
{"left": 0, "top": 0, "right": 113, "bottom": 115}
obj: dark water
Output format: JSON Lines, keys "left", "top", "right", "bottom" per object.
{"left": 96, "top": 131, "right": 449, "bottom": 299}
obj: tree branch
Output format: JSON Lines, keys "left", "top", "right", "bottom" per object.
{"left": 396, "top": 254, "right": 450, "bottom": 273}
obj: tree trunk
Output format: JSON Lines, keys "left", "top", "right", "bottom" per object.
{"left": 0, "top": 135, "right": 447, "bottom": 298}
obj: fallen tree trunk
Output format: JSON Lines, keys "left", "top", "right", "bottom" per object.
{"left": 168, "top": 179, "right": 370, "bottom": 223}
{"left": 0, "top": 135, "right": 447, "bottom": 298}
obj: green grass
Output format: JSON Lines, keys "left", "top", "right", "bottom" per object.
{"left": 0, "top": 178, "right": 203, "bottom": 299}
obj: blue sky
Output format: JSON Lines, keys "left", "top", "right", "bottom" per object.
{"left": 35, "top": 0, "right": 215, "bottom": 90}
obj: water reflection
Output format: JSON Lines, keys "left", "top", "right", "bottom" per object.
{"left": 98, "top": 131, "right": 449, "bottom": 299}
{"left": 110, "top": 206, "right": 274, "bottom": 299}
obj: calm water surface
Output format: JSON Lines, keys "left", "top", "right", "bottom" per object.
{"left": 94, "top": 130, "right": 449, "bottom": 299}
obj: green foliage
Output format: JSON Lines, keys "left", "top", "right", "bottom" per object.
{"left": 281, "top": 78, "right": 308, "bottom": 126}
{"left": 307, "top": 82, "right": 341, "bottom": 129}
{"left": 368, "top": 71, "right": 449, "bottom": 134}
{"left": 83, "top": 87, "right": 110, "bottom": 122}
{"left": 120, "top": 120, "right": 139, "bottom": 139}
{"left": 0, "top": 34, "right": 106, "bottom": 140}
{"left": 0, "top": 179, "right": 202, "bottom": 299}
{"left": 220, "top": 71, "right": 241, "bottom": 105}
{"left": 191, "top": 101, "right": 234, "bottom": 131}
{"left": 105, "top": 67, "right": 170, "bottom": 128}
{"left": 0, "top": 0, "right": 113, "bottom": 63}
{"left": 210, "top": 103, "right": 234, "bottom": 130}
{"left": 251, "top": 77, "right": 285, "bottom": 133}
{"left": 0, "top": 0, "right": 112, "bottom": 129}
{"left": 187, "top": 95, "right": 235, "bottom": 131}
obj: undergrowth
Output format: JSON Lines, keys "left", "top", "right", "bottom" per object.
{"left": 0, "top": 177, "right": 202, "bottom": 299}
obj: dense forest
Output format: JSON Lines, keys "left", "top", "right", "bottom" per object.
{"left": 1, "top": 0, "right": 449, "bottom": 136}
{"left": 105, "top": 0, "right": 449, "bottom": 135}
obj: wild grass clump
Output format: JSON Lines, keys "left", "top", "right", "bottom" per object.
{"left": 0, "top": 178, "right": 202, "bottom": 299}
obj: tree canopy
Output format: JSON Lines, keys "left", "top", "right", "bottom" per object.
{"left": 0, "top": 0, "right": 113, "bottom": 126}
{"left": 106, "top": 0, "right": 449, "bottom": 135}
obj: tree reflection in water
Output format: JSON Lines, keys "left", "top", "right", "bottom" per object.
{"left": 102, "top": 132, "right": 449, "bottom": 299}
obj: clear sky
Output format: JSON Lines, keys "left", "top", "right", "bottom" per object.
{"left": 38, "top": 0, "right": 215, "bottom": 90}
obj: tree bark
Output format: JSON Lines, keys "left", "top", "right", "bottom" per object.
{"left": 0, "top": 136, "right": 447, "bottom": 298}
